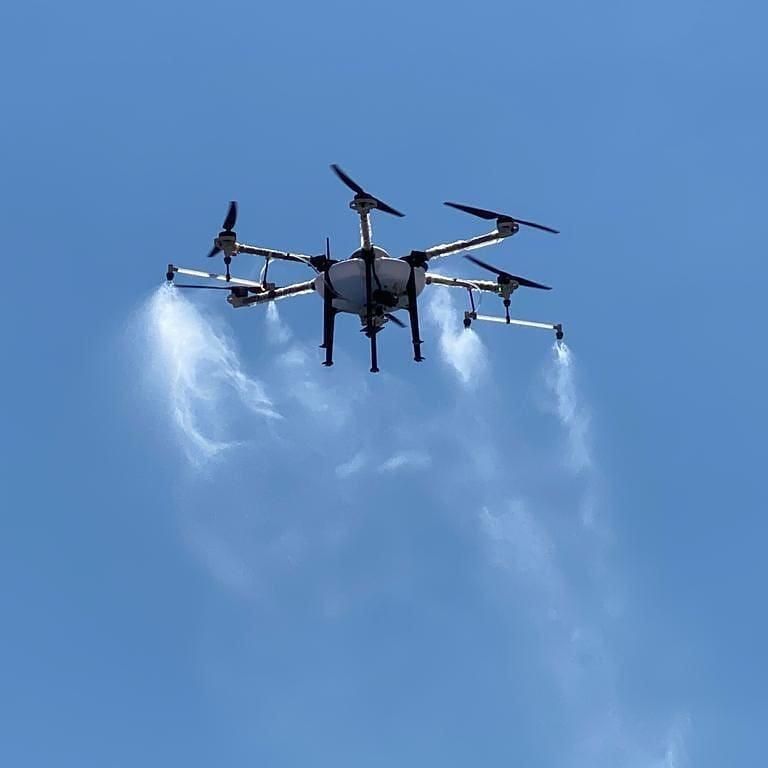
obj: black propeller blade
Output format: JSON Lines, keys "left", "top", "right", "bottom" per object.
{"left": 464, "top": 254, "right": 552, "bottom": 290}
{"left": 222, "top": 200, "right": 237, "bottom": 232}
{"left": 444, "top": 201, "right": 559, "bottom": 234}
{"left": 385, "top": 313, "right": 407, "bottom": 328}
{"left": 330, "top": 164, "right": 365, "bottom": 196}
{"left": 330, "top": 164, "right": 405, "bottom": 217}
{"left": 207, "top": 201, "right": 239, "bottom": 258}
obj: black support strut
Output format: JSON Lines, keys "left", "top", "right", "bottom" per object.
{"left": 316, "top": 237, "right": 338, "bottom": 367}
{"left": 321, "top": 278, "right": 336, "bottom": 366}
{"left": 363, "top": 250, "right": 379, "bottom": 373}
{"left": 406, "top": 265, "right": 424, "bottom": 362}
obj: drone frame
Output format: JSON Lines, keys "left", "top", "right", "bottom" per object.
{"left": 165, "top": 166, "right": 564, "bottom": 373}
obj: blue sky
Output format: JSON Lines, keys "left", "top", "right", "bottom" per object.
{"left": 2, "top": 0, "right": 767, "bottom": 765}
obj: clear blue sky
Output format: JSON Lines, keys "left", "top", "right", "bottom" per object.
{"left": 2, "top": 1, "right": 766, "bottom": 766}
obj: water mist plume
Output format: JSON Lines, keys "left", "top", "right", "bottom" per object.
{"left": 550, "top": 341, "right": 592, "bottom": 474}
{"left": 426, "top": 289, "right": 487, "bottom": 387}
{"left": 141, "top": 284, "right": 279, "bottom": 464}
{"left": 266, "top": 302, "right": 292, "bottom": 345}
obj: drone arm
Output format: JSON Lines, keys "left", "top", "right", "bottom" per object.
{"left": 358, "top": 210, "right": 373, "bottom": 251}
{"left": 425, "top": 273, "right": 499, "bottom": 294}
{"left": 235, "top": 242, "right": 316, "bottom": 267}
{"left": 422, "top": 231, "right": 508, "bottom": 262}
{"left": 230, "top": 279, "right": 316, "bottom": 307}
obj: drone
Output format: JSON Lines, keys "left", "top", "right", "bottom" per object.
{"left": 165, "top": 165, "right": 564, "bottom": 373}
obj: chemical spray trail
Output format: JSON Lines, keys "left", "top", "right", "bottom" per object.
{"left": 265, "top": 301, "right": 292, "bottom": 345}
{"left": 550, "top": 341, "right": 592, "bottom": 474}
{"left": 426, "top": 288, "right": 487, "bottom": 386}
{"left": 132, "top": 285, "right": 460, "bottom": 602}
{"left": 131, "top": 289, "right": 687, "bottom": 768}
{"left": 474, "top": 339, "right": 689, "bottom": 768}
{"left": 140, "top": 284, "right": 279, "bottom": 464}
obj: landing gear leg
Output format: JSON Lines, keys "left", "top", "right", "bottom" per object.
{"left": 364, "top": 252, "right": 379, "bottom": 373}
{"left": 406, "top": 265, "right": 424, "bottom": 362}
{"left": 318, "top": 237, "right": 338, "bottom": 367}
{"left": 321, "top": 283, "right": 336, "bottom": 367}
{"left": 369, "top": 329, "right": 379, "bottom": 373}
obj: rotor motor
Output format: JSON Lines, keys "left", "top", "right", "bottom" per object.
{"left": 496, "top": 219, "right": 520, "bottom": 237}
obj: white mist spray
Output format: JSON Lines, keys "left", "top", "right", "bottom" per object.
{"left": 426, "top": 289, "right": 487, "bottom": 387}
{"left": 265, "top": 302, "right": 292, "bottom": 345}
{"left": 141, "top": 284, "right": 279, "bottom": 464}
{"left": 550, "top": 341, "right": 592, "bottom": 475}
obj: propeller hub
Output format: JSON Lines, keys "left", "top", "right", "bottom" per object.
{"left": 216, "top": 231, "right": 236, "bottom": 256}
{"left": 497, "top": 219, "right": 520, "bottom": 236}
{"left": 497, "top": 274, "right": 517, "bottom": 288}
{"left": 464, "top": 254, "right": 552, "bottom": 291}
{"left": 350, "top": 196, "right": 378, "bottom": 214}
{"left": 207, "top": 201, "right": 239, "bottom": 260}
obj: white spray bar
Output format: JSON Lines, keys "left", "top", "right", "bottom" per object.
{"left": 473, "top": 313, "right": 556, "bottom": 330}
{"left": 469, "top": 312, "right": 564, "bottom": 338}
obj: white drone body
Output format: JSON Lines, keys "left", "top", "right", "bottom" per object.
{"left": 165, "top": 165, "right": 563, "bottom": 373}
{"left": 314, "top": 250, "right": 426, "bottom": 314}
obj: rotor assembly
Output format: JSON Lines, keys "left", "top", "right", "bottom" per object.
{"left": 206, "top": 201, "right": 238, "bottom": 281}
{"left": 163, "top": 164, "right": 565, "bottom": 373}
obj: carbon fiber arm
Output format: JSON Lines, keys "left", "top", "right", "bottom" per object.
{"left": 425, "top": 273, "right": 500, "bottom": 294}
{"left": 422, "top": 231, "right": 509, "bottom": 262}
{"left": 229, "top": 279, "right": 316, "bottom": 307}
{"left": 235, "top": 242, "right": 317, "bottom": 267}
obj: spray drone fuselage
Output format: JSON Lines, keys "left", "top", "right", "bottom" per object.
{"left": 315, "top": 247, "right": 427, "bottom": 320}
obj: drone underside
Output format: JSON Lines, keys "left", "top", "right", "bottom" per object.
{"left": 165, "top": 165, "right": 564, "bottom": 373}
{"left": 313, "top": 252, "right": 426, "bottom": 314}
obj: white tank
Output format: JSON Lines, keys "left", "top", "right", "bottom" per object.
{"left": 314, "top": 248, "right": 426, "bottom": 315}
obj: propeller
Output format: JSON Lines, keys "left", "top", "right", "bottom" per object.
{"left": 330, "top": 164, "right": 405, "bottom": 217}
{"left": 207, "top": 201, "right": 238, "bottom": 258}
{"left": 207, "top": 201, "right": 238, "bottom": 280}
{"left": 358, "top": 314, "right": 406, "bottom": 329}
{"left": 444, "top": 201, "right": 559, "bottom": 234}
{"left": 464, "top": 254, "right": 552, "bottom": 290}
{"left": 385, "top": 313, "right": 407, "bottom": 328}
